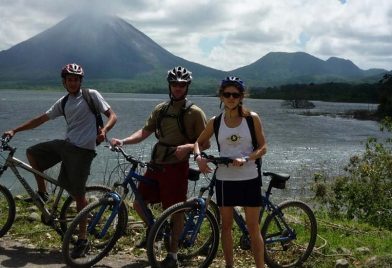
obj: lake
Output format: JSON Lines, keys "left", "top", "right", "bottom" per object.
{"left": 0, "top": 90, "right": 386, "bottom": 198}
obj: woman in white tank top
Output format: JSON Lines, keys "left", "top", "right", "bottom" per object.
{"left": 194, "top": 76, "right": 267, "bottom": 268}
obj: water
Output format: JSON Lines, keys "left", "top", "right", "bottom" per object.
{"left": 0, "top": 90, "right": 386, "bottom": 198}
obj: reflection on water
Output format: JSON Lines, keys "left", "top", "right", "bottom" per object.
{"left": 0, "top": 90, "right": 386, "bottom": 199}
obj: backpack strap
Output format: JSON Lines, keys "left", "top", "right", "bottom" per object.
{"left": 178, "top": 99, "right": 194, "bottom": 142}
{"left": 245, "top": 115, "right": 262, "bottom": 178}
{"left": 155, "top": 99, "right": 194, "bottom": 142}
{"left": 213, "top": 113, "right": 223, "bottom": 152}
{"left": 61, "top": 94, "right": 70, "bottom": 117}
{"left": 81, "top": 89, "right": 104, "bottom": 129}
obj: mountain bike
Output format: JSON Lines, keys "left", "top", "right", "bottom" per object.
{"left": 62, "top": 143, "right": 218, "bottom": 268}
{"left": 0, "top": 135, "right": 111, "bottom": 239}
{"left": 147, "top": 153, "right": 317, "bottom": 268}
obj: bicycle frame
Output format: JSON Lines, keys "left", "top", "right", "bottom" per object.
{"left": 0, "top": 145, "right": 66, "bottom": 223}
{"left": 87, "top": 146, "right": 158, "bottom": 236}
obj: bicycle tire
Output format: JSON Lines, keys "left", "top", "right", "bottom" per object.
{"left": 59, "top": 185, "right": 111, "bottom": 233}
{"left": 0, "top": 184, "right": 15, "bottom": 237}
{"left": 147, "top": 200, "right": 220, "bottom": 268}
{"left": 261, "top": 200, "right": 317, "bottom": 268}
{"left": 62, "top": 196, "right": 128, "bottom": 268}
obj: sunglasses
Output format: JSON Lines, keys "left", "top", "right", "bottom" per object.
{"left": 170, "top": 82, "right": 187, "bottom": 87}
{"left": 222, "top": 92, "right": 242, "bottom": 99}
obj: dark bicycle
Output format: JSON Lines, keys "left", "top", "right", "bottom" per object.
{"left": 147, "top": 152, "right": 317, "bottom": 268}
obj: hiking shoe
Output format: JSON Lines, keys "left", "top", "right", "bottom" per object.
{"left": 71, "top": 239, "right": 90, "bottom": 259}
{"left": 160, "top": 255, "right": 178, "bottom": 268}
{"left": 23, "top": 191, "right": 49, "bottom": 203}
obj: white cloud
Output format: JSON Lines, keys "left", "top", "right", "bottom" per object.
{"left": 0, "top": 0, "right": 391, "bottom": 71}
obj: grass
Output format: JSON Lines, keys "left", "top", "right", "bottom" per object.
{"left": 4, "top": 197, "right": 392, "bottom": 267}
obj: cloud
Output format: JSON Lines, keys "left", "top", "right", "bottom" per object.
{"left": 0, "top": 0, "right": 391, "bottom": 71}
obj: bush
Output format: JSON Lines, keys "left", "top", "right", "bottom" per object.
{"left": 313, "top": 117, "right": 392, "bottom": 229}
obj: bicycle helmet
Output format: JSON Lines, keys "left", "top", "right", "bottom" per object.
{"left": 167, "top": 66, "right": 192, "bottom": 84}
{"left": 220, "top": 76, "right": 245, "bottom": 92}
{"left": 61, "top": 63, "right": 84, "bottom": 78}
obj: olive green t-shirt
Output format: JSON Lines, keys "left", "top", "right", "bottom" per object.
{"left": 143, "top": 99, "right": 207, "bottom": 164}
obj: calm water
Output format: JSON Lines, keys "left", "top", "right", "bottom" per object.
{"left": 0, "top": 90, "right": 385, "bottom": 198}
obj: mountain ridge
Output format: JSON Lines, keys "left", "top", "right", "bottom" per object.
{"left": 0, "top": 13, "right": 388, "bottom": 90}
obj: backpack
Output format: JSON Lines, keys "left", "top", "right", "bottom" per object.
{"left": 155, "top": 99, "right": 194, "bottom": 142}
{"left": 61, "top": 88, "right": 104, "bottom": 145}
{"left": 213, "top": 113, "right": 262, "bottom": 178}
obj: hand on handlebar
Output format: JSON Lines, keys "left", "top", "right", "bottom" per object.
{"left": 195, "top": 156, "right": 213, "bottom": 174}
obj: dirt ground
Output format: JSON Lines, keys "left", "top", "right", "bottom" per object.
{"left": 0, "top": 235, "right": 150, "bottom": 268}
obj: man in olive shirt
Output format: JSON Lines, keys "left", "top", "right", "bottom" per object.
{"left": 111, "top": 66, "right": 209, "bottom": 268}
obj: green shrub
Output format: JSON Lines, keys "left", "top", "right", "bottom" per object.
{"left": 313, "top": 117, "right": 392, "bottom": 229}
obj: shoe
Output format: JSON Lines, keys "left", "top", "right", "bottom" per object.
{"left": 160, "top": 255, "right": 178, "bottom": 268}
{"left": 71, "top": 239, "right": 90, "bottom": 259}
{"left": 23, "top": 191, "right": 49, "bottom": 203}
{"left": 135, "top": 226, "right": 150, "bottom": 249}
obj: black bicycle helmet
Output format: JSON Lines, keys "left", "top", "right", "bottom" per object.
{"left": 167, "top": 66, "right": 192, "bottom": 84}
{"left": 61, "top": 63, "right": 84, "bottom": 78}
{"left": 220, "top": 76, "right": 245, "bottom": 92}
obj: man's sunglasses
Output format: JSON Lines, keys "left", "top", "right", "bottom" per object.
{"left": 170, "top": 82, "right": 187, "bottom": 87}
{"left": 222, "top": 92, "right": 242, "bottom": 99}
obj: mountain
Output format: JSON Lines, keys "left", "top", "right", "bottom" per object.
{"left": 0, "top": 13, "right": 224, "bottom": 83}
{"left": 0, "top": 13, "right": 388, "bottom": 90}
{"left": 232, "top": 52, "right": 387, "bottom": 86}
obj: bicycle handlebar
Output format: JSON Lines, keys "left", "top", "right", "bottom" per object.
{"left": 0, "top": 135, "right": 13, "bottom": 151}
{"left": 105, "top": 144, "right": 163, "bottom": 172}
{"left": 200, "top": 152, "right": 233, "bottom": 166}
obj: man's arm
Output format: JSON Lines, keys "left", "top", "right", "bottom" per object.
{"left": 111, "top": 128, "right": 153, "bottom": 146}
{"left": 3, "top": 113, "right": 49, "bottom": 137}
{"left": 97, "top": 109, "right": 117, "bottom": 143}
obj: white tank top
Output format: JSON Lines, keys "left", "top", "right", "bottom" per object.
{"left": 215, "top": 116, "right": 258, "bottom": 181}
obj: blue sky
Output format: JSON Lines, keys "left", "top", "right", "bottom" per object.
{"left": 0, "top": 0, "right": 391, "bottom": 71}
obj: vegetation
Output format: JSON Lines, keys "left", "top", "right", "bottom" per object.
{"left": 249, "top": 82, "right": 380, "bottom": 103}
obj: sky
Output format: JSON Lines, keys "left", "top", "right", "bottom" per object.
{"left": 1, "top": 0, "right": 391, "bottom": 72}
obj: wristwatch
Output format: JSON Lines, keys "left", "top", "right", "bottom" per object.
{"left": 193, "top": 153, "right": 201, "bottom": 161}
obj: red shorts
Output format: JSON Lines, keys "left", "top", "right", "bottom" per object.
{"left": 138, "top": 162, "right": 189, "bottom": 209}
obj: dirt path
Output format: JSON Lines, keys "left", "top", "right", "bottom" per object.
{"left": 0, "top": 235, "right": 150, "bottom": 268}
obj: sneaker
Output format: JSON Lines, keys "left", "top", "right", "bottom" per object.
{"left": 23, "top": 191, "right": 49, "bottom": 203}
{"left": 71, "top": 239, "right": 90, "bottom": 259}
{"left": 160, "top": 255, "right": 178, "bottom": 268}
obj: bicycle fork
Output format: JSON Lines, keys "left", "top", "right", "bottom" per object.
{"left": 180, "top": 198, "right": 207, "bottom": 247}
{"left": 88, "top": 192, "right": 122, "bottom": 238}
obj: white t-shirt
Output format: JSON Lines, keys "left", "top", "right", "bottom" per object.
{"left": 215, "top": 116, "right": 258, "bottom": 181}
{"left": 46, "top": 89, "right": 110, "bottom": 150}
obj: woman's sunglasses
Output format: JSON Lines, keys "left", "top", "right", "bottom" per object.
{"left": 222, "top": 92, "right": 242, "bottom": 99}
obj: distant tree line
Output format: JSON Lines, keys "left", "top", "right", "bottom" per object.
{"left": 249, "top": 74, "right": 392, "bottom": 118}
{"left": 249, "top": 82, "right": 379, "bottom": 103}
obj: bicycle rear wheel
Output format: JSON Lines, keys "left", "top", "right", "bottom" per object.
{"left": 262, "top": 200, "right": 317, "bottom": 268}
{"left": 59, "top": 185, "right": 111, "bottom": 232}
{"left": 62, "top": 196, "right": 128, "bottom": 268}
{"left": 147, "top": 200, "right": 219, "bottom": 268}
{"left": 0, "top": 184, "right": 15, "bottom": 237}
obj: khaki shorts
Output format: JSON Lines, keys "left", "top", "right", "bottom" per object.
{"left": 26, "top": 139, "right": 96, "bottom": 197}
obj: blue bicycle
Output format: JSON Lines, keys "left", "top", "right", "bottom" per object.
{"left": 61, "top": 144, "right": 209, "bottom": 268}
{"left": 147, "top": 153, "right": 317, "bottom": 268}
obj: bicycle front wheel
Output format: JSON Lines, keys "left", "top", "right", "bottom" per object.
{"left": 62, "top": 196, "right": 128, "bottom": 268}
{"left": 262, "top": 200, "right": 317, "bottom": 268}
{"left": 59, "top": 185, "right": 111, "bottom": 233}
{"left": 147, "top": 200, "right": 220, "bottom": 268}
{"left": 0, "top": 184, "right": 15, "bottom": 237}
